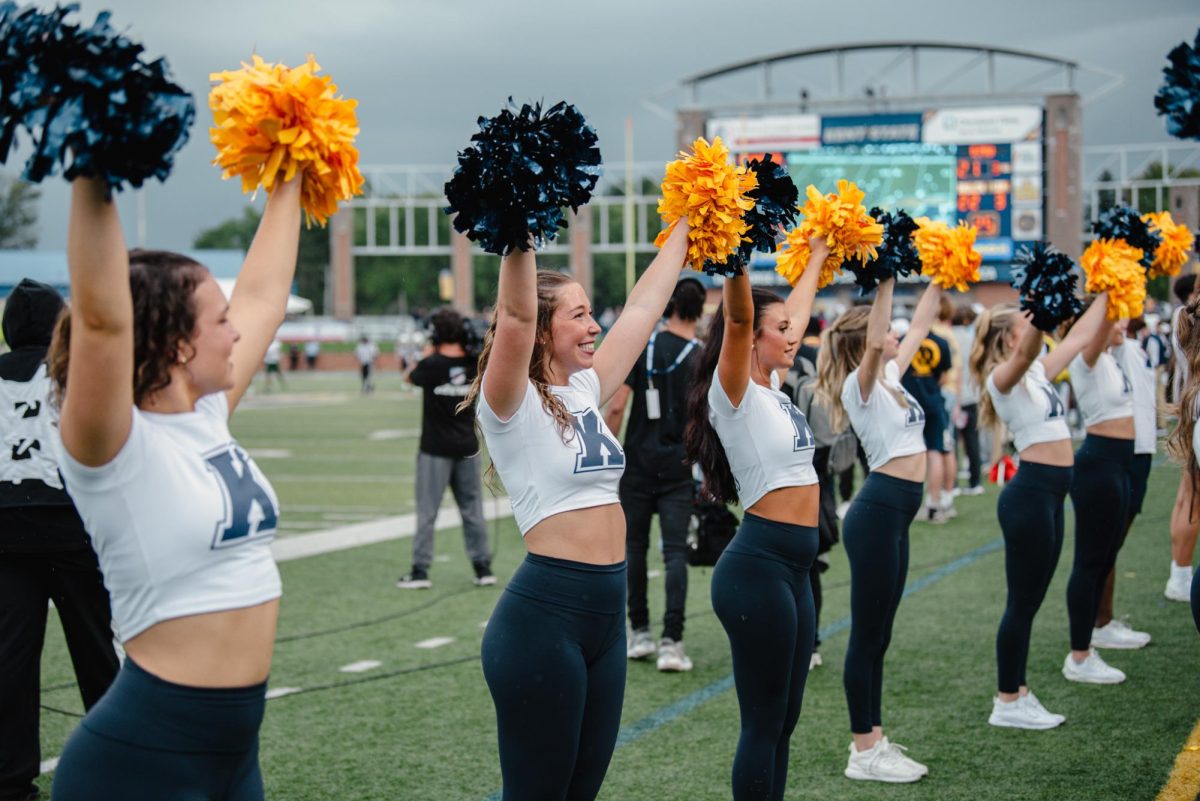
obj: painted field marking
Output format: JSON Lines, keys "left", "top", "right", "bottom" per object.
{"left": 339, "top": 660, "right": 383, "bottom": 673}
{"left": 481, "top": 537, "right": 1004, "bottom": 801}
{"left": 249, "top": 448, "right": 292, "bottom": 459}
{"left": 647, "top": 569, "right": 662, "bottom": 580}
{"left": 40, "top": 757, "right": 59, "bottom": 774}
{"left": 1156, "top": 717, "right": 1200, "bottom": 801}
{"left": 416, "top": 637, "right": 455, "bottom": 650}
{"left": 368, "top": 429, "right": 421, "bottom": 441}
{"left": 265, "top": 687, "right": 303, "bottom": 700}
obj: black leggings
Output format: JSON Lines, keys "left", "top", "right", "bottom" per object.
{"left": 51, "top": 659, "right": 266, "bottom": 801}
{"left": 481, "top": 553, "right": 626, "bottom": 801}
{"left": 1067, "top": 434, "right": 1133, "bottom": 651}
{"left": 711, "top": 512, "right": 817, "bottom": 801}
{"left": 995, "top": 461, "right": 1072, "bottom": 693}
{"left": 842, "top": 472, "right": 923, "bottom": 734}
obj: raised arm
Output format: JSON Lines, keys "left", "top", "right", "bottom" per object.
{"left": 857, "top": 277, "right": 894, "bottom": 402}
{"left": 225, "top": 177, "right": 302, "bottom": 412}
{"left": 783, "top": 237, "right": 828, "bottom": 338}
{"left": 593, "top": 221, "right": 688, "bottom": 403}
{"left": 716, "top": 271, "right": 754, "bottom": 408}
{"left": 896, "top": 281, "right": 944, "bottom": 374}
{"left": 481, "top": 248, "right": 538, "bottom": 420}
{"left": 1057, "top": 293, "right": 1113, "bottom": 373}
{"left": 59, "top": 177, "right": 134, "bottom": 467}
{"left": 991, "top": 315, "right": 1044, "bottom": 394}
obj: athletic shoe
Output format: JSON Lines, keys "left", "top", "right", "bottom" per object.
{"left": 836, "top": 500, "right": 852, "bottom": 520}
{"left": 844, "top": 738, "right": 924, "bottom": 783}
{"left": 1165, "top": 562, "right": 1193, "bottom": 602}
{"left": 961, "top": 484, "right": 986, "bottom": 496}
{"left": 922, "top": 506, "right": 948, "bottom": 525}
{"left": 1023, "top": 691, "right": 1066, "bottom": 726}
{"left": 1062, "top": 649, "right": 1125, "bottom": 684}
{"left": 988, "top": 695, "right": 1064, "bottom": 730}
{"left": 939, "top": 499, "right": 958, "bottom": 519}
{"left": 1091, "top": 619, "right": 1150, "bottom": 649}
{"left": 472, "top": 561, "right": 497, "bottom": 587}
{"left": 627, "top": 628, "right": 656, "bottom": 660}
{"left": 396, "top": 567, "right": 432, "bottom": 590}
{"left": 810, "top": 651, "right": 823, "bottom": 670}
{"left": 882, "top": 738, "right": 928, "bottom": 777}
{"left": 656, "top": 638, "right": 693, "bottom": 672}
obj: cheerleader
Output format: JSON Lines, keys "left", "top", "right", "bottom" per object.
{"left": 969, "top": 296, "right": 1109, "bottom": 728}
{"left": 816, "top": 275, "right": 942, "bottom": 783}
{"left": 47, "top": 174, "right": 301, "bottom": 801}
{"left": 1165, "top": 296, "right": 1200, "bottom": 633}
{"left": 683, "top": 238, "right": 825, "bottom": 801}
{"left": 466, "top": 223, "right": 689, "bottom": 800}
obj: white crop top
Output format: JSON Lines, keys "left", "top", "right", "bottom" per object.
{"left": 57, "top": 393, "right": 281, "bottom": 642}
{"left": 1115, "top": 341, "right": 1157, "bottom": 455}
{"left": 478, "top": 368, "right": 623, "bottom": 535}
{"left": 986, "top": 360, "right": 1070, "bottom": 453}
{"left": 1069, "top": 352, "right": 1133, "bottom": 428}
{"left": 707, "top": 373, "right": 818, "bottom": 509}
{"left": 842, "top": 360, "right": 927, "bottom": 471}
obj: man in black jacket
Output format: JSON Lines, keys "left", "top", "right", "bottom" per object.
{"left": 0, "top": 279, "right": 118, "bottom": 801}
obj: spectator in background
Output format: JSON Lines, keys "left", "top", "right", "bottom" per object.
{"left": 900, "top": 312, "right": 954, "bottom": 523}
{"left": 931, "top": 297, "right": 962, "bottom": 508}
{"left": 952, "top": 305, "right": 984, "bottom": 495}
{"left": 263, "top": 338, "right": 284, "bottom": 392}
{"left": 355, "top": 335, "right": 378, "bottom": 394}
{"left": 287, "top": 342, "right": 301, "bottom": 372}
{"left": 305, "top": 339, "right": 320, "bottom": 370}
{"left": 0, "top": 279, "right": 119, "bottom": 801}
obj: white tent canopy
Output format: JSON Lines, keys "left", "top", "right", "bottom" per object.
{"left": 215, "top": 278, "right": 313, "bottom": 316}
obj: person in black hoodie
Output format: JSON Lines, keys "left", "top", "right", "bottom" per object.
{"left": 0, "top": 279, "right": 119, "bottom": 801}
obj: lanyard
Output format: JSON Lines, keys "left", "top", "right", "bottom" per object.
{"left": 646, "top": 332, "right": 698, "bottom": 390}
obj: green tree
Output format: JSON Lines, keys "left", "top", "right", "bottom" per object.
{"left": 0, "top": 175, "right": 39, "bottom": 248}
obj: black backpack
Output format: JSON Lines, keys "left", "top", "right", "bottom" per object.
{"left": 686, "top": 492, "right": 739, "bottom": 567}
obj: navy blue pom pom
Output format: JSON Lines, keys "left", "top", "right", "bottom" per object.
{"left": 1090, "top": 206, "right": 1160, "bottom": 269}
{"left": 444, "top": 99, "right": 602, "bottom": 256}
{"left": 0, "top": 3, "right": 194, "bottom": 193}
{"left": 1011, "top": 243, "right": 1083, "bottom": 332}
{"left": 1155, "top": 28, "right": 1200, "bottom": 140}
{"left": 843, "top": 207, "right": 919, "bottom": 295}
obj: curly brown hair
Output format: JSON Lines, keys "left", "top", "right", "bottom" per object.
{"left": 48, "top": 250, "right": 209, "bottom": 407}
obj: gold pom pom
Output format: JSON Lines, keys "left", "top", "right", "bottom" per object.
{"left": 1142, "top": 210, "right": 1194, "bottom": 279}
{"left": 655, "top": 136, "right": 756, "bottom": 272}
{"left": 1081, "top": 238, "right": 1147, "bottom": 320}
{"left": 209, "top": 55, "right": 365, "bottom": 227}
{"left": 774, "top": 180, "right": 881, "bottom": 287}
{"left": 913, "top": 219, "right": 982, "bottom": 292}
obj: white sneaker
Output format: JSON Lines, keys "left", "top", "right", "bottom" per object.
{"left": 656, "top": 638, "right": 693, "bottom": 672}
{"left": 810, "top": 651, "right": 823, "bottom": 670}
{"left": 836, "top": 500, "right": 851, "bottom": 520}
{"left": 988, "top": 695, "right": 1064, "bottom": 730}
{"left": 940, "top": 500, "right": 958, "bottom": 519}
{"left": 961, "top": 484, "right": 986, "bottom": 496}
{"left": 882, "top": 738, "right": 928, "bottom": 777}
{"left": 844, "top": 738, "right": 925, "bottom": 783}
{"left": 1165, "top": 563, "right": 1193, "bottom": 602}
{"left": 1023, "top": 691, "right": 1066, "bottom": 726}
{"left": 1062, "top": 649, "right": 1126, "bottom": 684}
{"left": 1091, "top": 619, "right": 1150, "bottom": 650}
{"left": 627, "top": 628, "right": 656, "bottom": 660}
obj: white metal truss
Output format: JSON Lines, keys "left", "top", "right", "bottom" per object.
{"left": 1081, "top": 142, "right": 1200, "bottom": 232}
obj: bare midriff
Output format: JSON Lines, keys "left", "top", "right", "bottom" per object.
{"left": 1086, "top": 416, "right": 1135, "bottom": 441}
{"left": 525, "top": 503, "right": 627, "bottom": 564}
{"left": 873, "top": 451, "right": 927, "bottom": 483}
{"left": 123, "top": 599, "right": 279, "bottom": 687}
{"left": 747, "top": 484, "right": 820, "bottom": 527}
{"left": 1019, "top": 439, "right": 1075, "bottom": 467}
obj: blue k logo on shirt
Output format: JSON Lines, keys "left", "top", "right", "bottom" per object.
{"left": 571, "top": 409, "right": 625, "bottom": 473}
{"left": 780, "top": 401, "right": 816, "bottom": 452}
{"left": 1040, "top": 383, "right": 1066, "bottom": 421}
{"left": 204, "top": 444, "right": 279, "bottom": 548}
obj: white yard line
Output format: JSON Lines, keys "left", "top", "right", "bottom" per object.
{"left": 339, "top": 660, "right": 383, "bottom": 673}
{"left": 415, "top": 637, "right": 455, "bottom": 650}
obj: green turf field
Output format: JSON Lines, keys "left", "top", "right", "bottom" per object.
{"left": 33, "top": 372, "right": 1200, "bottom": 800}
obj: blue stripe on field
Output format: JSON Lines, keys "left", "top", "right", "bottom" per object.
{"left": 482, "top": 537, "right": 1003, "bottom": 801}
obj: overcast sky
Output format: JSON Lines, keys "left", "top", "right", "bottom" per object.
{"left": 16, "top": 0, "right": 1200, "bottom": 251}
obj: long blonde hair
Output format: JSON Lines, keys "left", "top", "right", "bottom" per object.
{"left": 970, "top": 303, "right": 1022, "bottom": 429}
{"left": 1167, "top": 296, "right": 1200, "bottom": 499}
{"left": 815, "top": 305, "right": 907, "bottom": 432}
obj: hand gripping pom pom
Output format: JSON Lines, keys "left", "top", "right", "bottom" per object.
{"left": 1081, "top": 238, "right": 1146, "bottom": 320}
{"left": 774, "top": 180, "right": 882, "bottom": 288}
{"left": 0, "top": 3, "right": 194, "bottom": 193}
{"left": 210, "top": 55, "right": 364, "bottom": 227}
{"left": 1090, "top": 206, "right": 1160, "bottom": 271}
{"left": 843, "top": 207, "right": 920, "bottom": 295}
{"left": 656, "top": 136, "right": 755, "bottom": 274}
{"left": 443, "top": 99, "right": 602, "bottom": 256}
{"left": 1155, "top": 28, "right": 1200, "bottom": 140}
{"left": 706, "top": 156, "right": 799, "bottom": 277}
{"left": 1011, "top": 243, "right": 1083, "bottom": 332}
{"left": 913, "top": 218, "right": 982, "bottom": 292}
{"left": 1141, "top": 210, "right": 1194, "bottom": 279}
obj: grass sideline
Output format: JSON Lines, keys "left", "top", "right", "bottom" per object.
{"left": 33, "top": 372, "right": 1200, "bottom": 800}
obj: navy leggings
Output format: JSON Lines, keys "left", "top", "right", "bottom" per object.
{"left": 711, "top": 513, "right": 818, "bottom": 801}
{"left": 1067, "top": 435, "right": 1133, "bottom": 651}
{"left": 481, "top": 553, "right": 626, "bottom": 801}
{"left": 51, "top": 658, "right": 266, "bottom": 801}
{"left": 842, "top": 472, "right": 923, "bottom": 734}
{"left": 995, "top": 461, "right": 1072, "bottom": 693}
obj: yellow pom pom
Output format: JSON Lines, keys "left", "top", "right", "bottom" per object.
{"left": 774, "top": 180, "right": 881, "bottom": 287}
{"left": 1081, "top": 238, "right": 1147, "bottom": 320}
{"left": 655, "top": 136, "right": 756, "bottom": 272}
{"left": 913, "top": 219, "right": 982, "bottom": 292}
{"left": 1142, "top": 210, "right": 1195, "bottom": 279}
{"left": 209, "top": 55, "right": 365, "bottom": 227}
